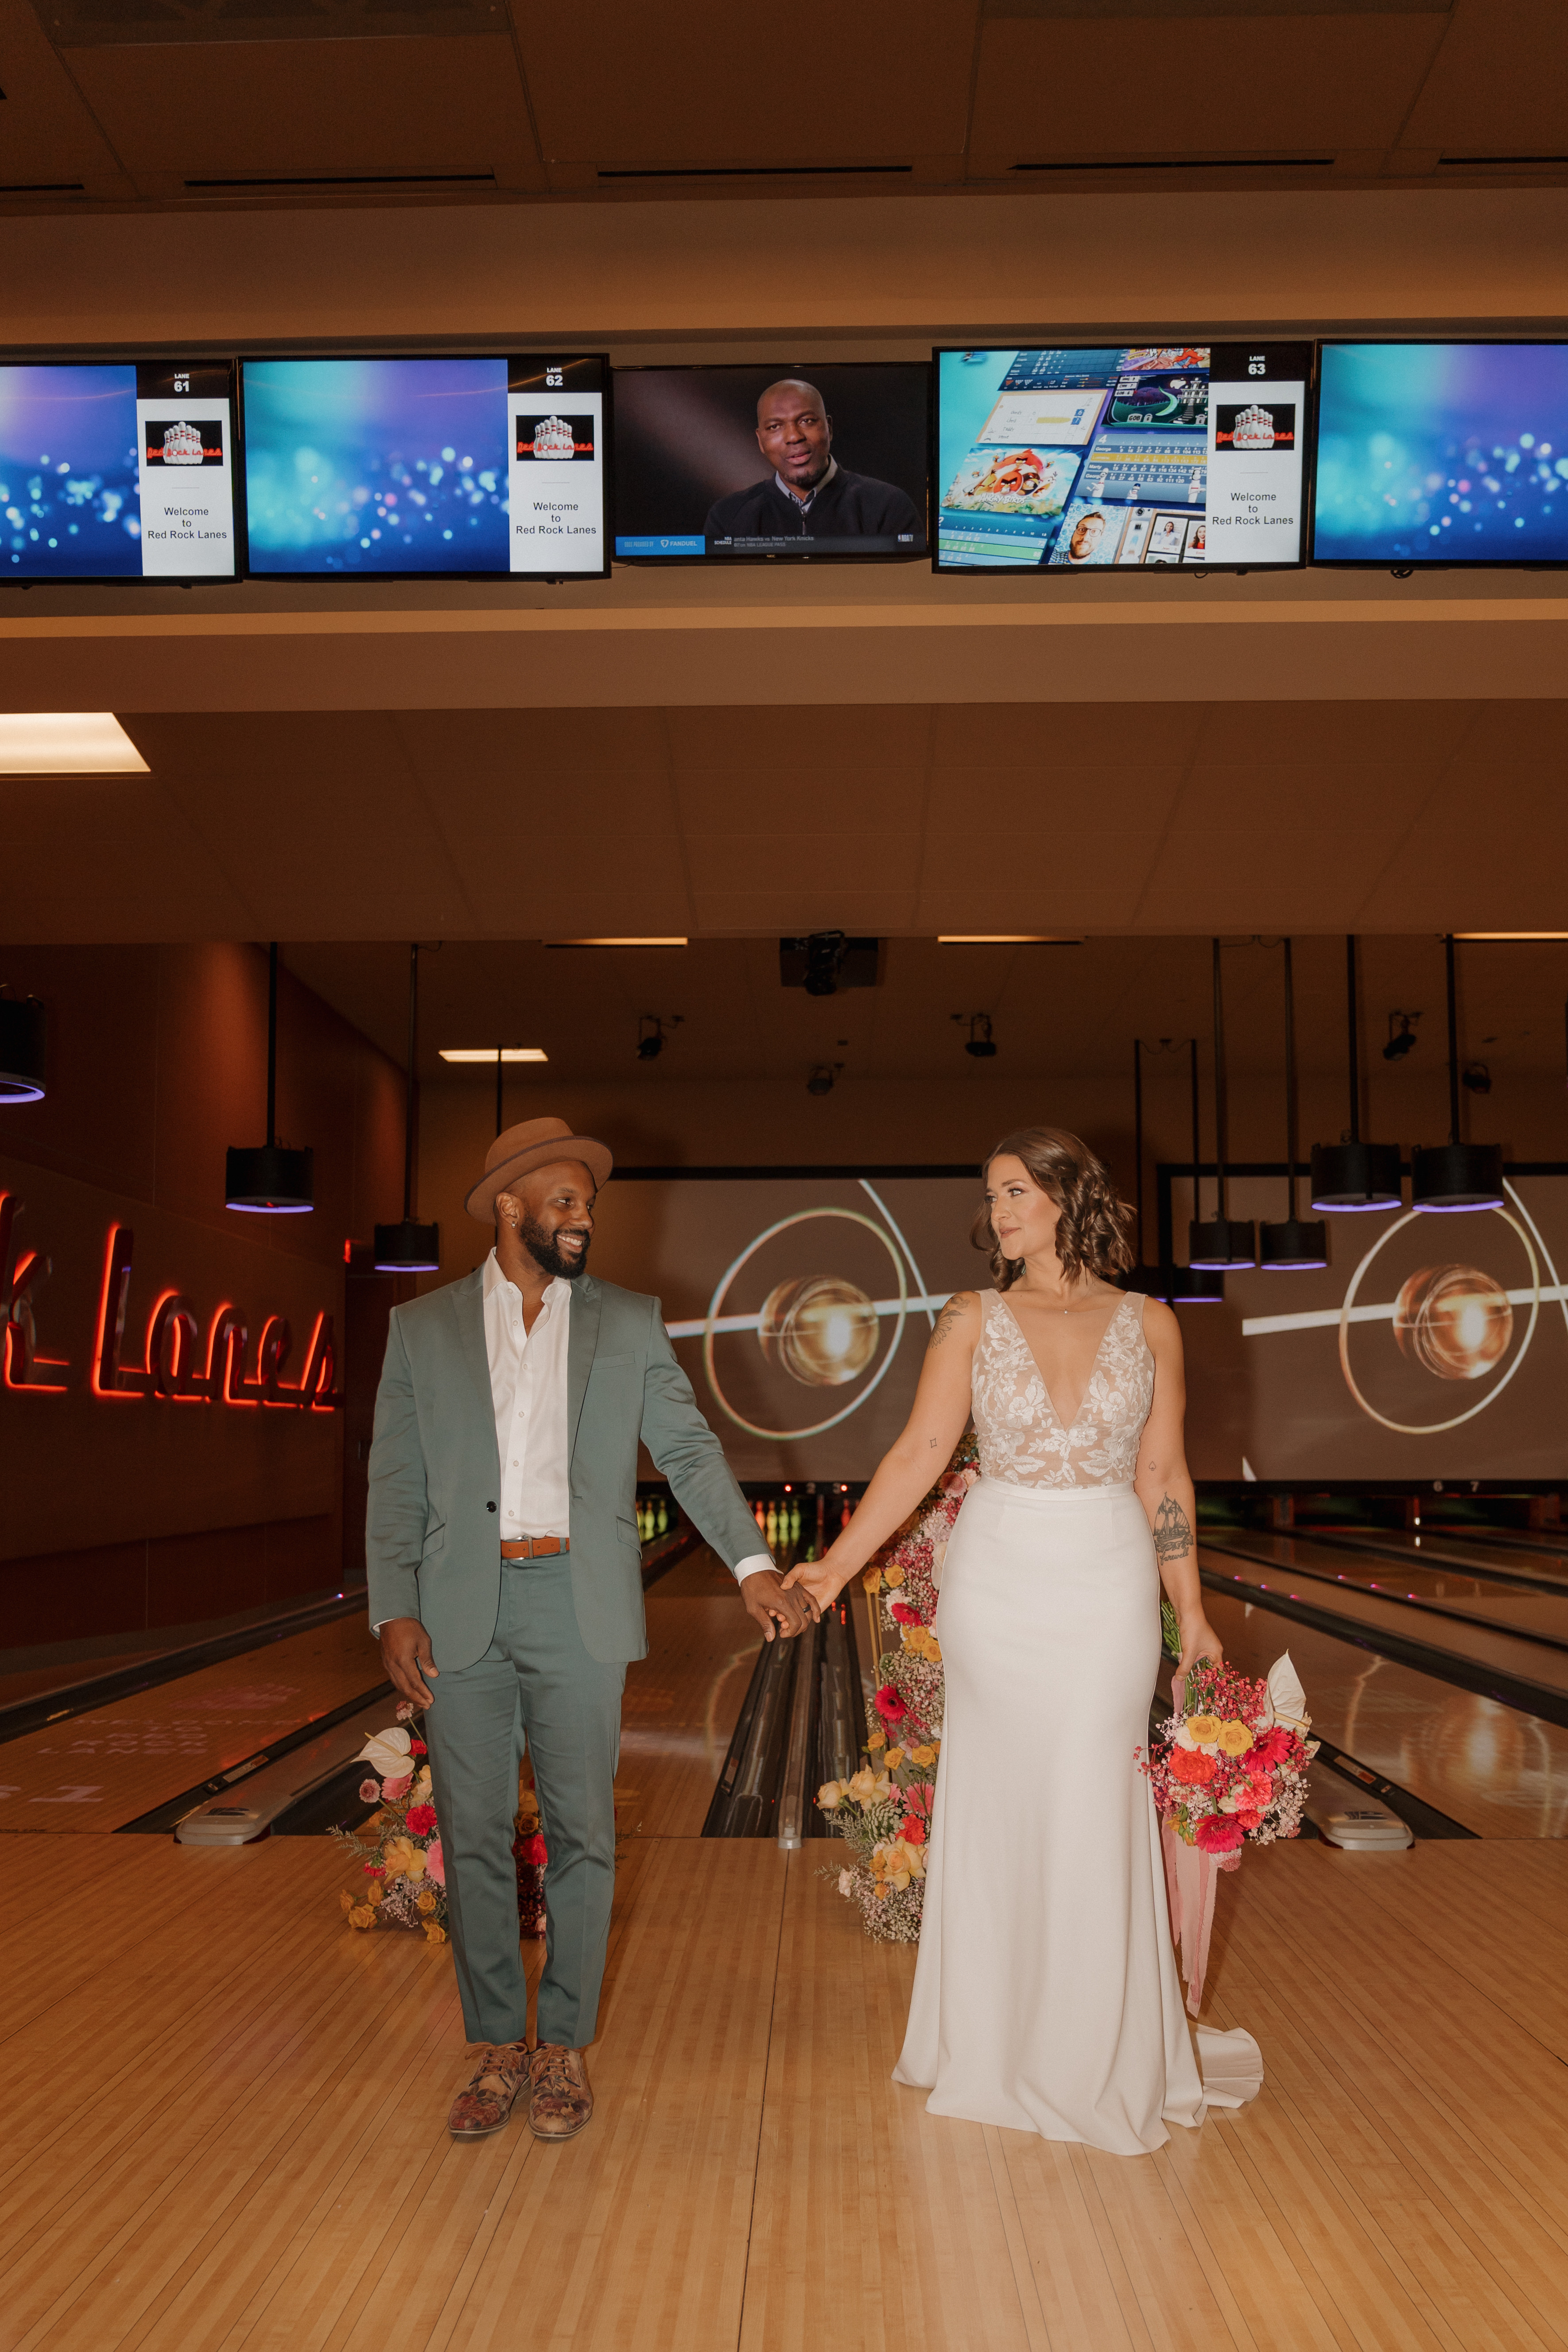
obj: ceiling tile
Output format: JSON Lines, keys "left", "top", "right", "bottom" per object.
{"left": 1399, "top": 0, "right": 1568, "bottom": 153}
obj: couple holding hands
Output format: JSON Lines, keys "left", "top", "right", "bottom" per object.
{"left": 368, "top": 1114, "right": 1245, "bottom": 2159}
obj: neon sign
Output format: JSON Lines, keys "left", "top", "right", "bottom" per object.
{"left": 1, "top": 1192, "right": 343, "bottom": 1411}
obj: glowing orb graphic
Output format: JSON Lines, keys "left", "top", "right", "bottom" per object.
{"left": 1393, "top": 1265, "right": 1514, "bottom": 1381}
{"left": 759, "top": 1276, "right": 879, "bottom": 1386}
{"left": 1339, "top": 1206, "right": 1540, "bottom": 1434}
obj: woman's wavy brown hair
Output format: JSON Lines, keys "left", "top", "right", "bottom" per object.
{"left": 971, "top": 1126, "right": 1137, "bottom": 1290}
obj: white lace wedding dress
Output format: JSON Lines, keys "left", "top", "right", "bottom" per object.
{"left": 893, "top": 1287, "right": 1261, "bottom": 2154}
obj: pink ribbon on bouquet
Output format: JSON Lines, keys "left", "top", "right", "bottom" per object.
{"left": 1162, "top": 1822, "right": 1226, "bottom": 2016}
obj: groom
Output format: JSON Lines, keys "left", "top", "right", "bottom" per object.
{"left": 366, "top": 1115, "right": 811, "bottom": 2145}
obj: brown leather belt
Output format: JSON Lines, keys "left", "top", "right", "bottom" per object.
{"left": 500, "top": 1535, "right": 570, "bottom": 1560}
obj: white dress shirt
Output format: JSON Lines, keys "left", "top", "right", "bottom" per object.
{"left": 482, "top": 1251, "right": 773, "bottom": 1587}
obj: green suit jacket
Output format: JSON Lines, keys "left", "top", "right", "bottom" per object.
{"left": 365, "top": 1268, "right": 765, "bottom": 1669}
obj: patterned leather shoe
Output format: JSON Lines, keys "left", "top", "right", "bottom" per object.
{"left": 528, "top": 2042, "right": 594, "bottom": 2142}
{"left": 446, "top": 2041, "right": 530, "bottom": 2140}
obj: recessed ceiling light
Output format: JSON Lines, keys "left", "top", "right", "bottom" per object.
{"left": 936, "top": 934, "right": 1083, "bottom": 945}
{"left": 0, "top": 713, "right": 149, "bottom": 775}
{"left": 545, "top": 937, "right": 688, "bottom": 948}
{"left": 439, "top": 1048, "right": 548, "bottom": 1063}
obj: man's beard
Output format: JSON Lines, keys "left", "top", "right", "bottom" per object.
{"left": 518, "top": 1212, "right": 591, "bottom": 1281}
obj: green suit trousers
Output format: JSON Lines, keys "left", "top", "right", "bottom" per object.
{"left": 423, "top": 1555, "right": 625, "bottom": 2049}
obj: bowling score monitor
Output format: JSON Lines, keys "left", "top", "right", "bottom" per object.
{"left": 0, "top": 361, "right": 237, "bottom": 581}
{"left": 239, "top": 354, "right": 609, "bottom": 578}
{"left": 934, "top": 343, "right": 1312, "bottom": 572}
{"left": 612, "top": 363, "right": 930, "bottom": 561}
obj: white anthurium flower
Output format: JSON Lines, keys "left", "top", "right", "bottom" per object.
{"left": 358, "top": 1725, "right": 413, "bottom": 1779}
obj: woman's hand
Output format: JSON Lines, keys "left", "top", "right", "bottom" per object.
{"left": 782, "top": 1551, "right": 852, "bottom": 1613}
{"left": 1172, "top": 1612, "right": 1224, "bottom": 1710}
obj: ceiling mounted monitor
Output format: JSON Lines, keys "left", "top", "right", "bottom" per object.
{"left": 1312, "top": 342, "right": 1568, "bottom": 566}
{"left": 239, "top": 354, "right": 608, "bottom": 579}
{"left": 0, "top": 361, "right": 237, "bottom": 582}
{"left": 612, "top": 364, "right": 929, "bottom": 563}
{"left": 934, "top": 342, "right": 1311, "bottom": 572}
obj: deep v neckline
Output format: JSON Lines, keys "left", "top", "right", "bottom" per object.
{"left": 996, "top": 1290, "right": 1129, "bottom": 1436}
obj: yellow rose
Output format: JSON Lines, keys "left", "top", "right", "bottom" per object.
{"left": 366, "top": 1881, "right": 384, "bottom": 1907}
{"left": 1216, "top": 1720, "right": 1254, "bottom": 1756}
{"left": 1188, "top": 1714, "right": 1222, "bottom": 1746}
{"left": 866, "top": 1729, "right": 887, "bottom": 1750}
{"left": 380, "top": 1836, "right": 414, "bottom": 1881}
{"left": 909, "top": 1745, "right": 936, "bottom": 1769}
{"left": 882, "top": 1562, "right": 905, "bottom": 1587}
{"left": 817, "top": 1780, "right": 844, "bottom": 1809}
{"left": 924, "top": 1634, "right": 943, "bottom": 1664}
{"left": 862, "top": 1568, "right": 882, "bottom": 1593}
{"left": 339, "top": 1889, "right": 354, "bottom": 1914}
{"left": 348, "top": 1905, "right": 376, "bottom": 1931}
{"left": 415, "top": 1890, "right": 438, "bottom": 1915}
{"left": 423, "top": 1921, "right": 447, "bottom": 1945}
{"left": 885, "top": 1747, "right": 905, "bottom": 1771}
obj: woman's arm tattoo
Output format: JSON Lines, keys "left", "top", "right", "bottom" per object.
{"left": 927, "top": 1298, "right": 966, "bottom": 1351}
{"left": 1153, "top": 1493, "right": 1193, "bottom": 1565}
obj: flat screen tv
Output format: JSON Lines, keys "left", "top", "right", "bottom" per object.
{"left": 239, "top": 354, "right": 609, "bottom": 578}
{"left": 612, "top": 364, "right": 929, "bottom": 560}
{"left": 934, "top": 343, "right": 1312, "bottom": 572}
{"left": 1312, "top": 341, "right": 1568, "bottom": 565}
{"left": 0, "top": 361, "right": 237, "bottom": 581}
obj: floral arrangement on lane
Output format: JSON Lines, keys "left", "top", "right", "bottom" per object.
{"left": 1140, "top": 1650, "right": 1315, "bottom": 2012}
{"left": 815, "top": 1433, "right": 977, "bottom": 1943}
{"left": 334, "top": 1702, "right": 448, "bottom": 1945}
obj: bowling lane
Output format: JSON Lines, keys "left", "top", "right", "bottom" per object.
{"left": 620, "top": 1545, "right": 763, "bottom": 1837}
{"left": 1207, "top": 1531, "right": 1568, "bottom": 1648}
{"left": 0, "top": 1615, "right": 385, "bottom": 1834}
{"left": 1339, "top": 1526, "right": 1568, "bottom": 1591}
{"left": 1194, "top": 1586, "right": 1568, "bottom": 1839}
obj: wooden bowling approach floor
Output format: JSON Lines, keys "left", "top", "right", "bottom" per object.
{"left": 3, "top": 1825, "right": 1565, "bottom": 2348}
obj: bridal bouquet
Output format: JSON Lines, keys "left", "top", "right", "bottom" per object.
{"left": 1140, "top": 1652, "right": 1315, "bottom": 2011}
{"left": 815, "top": 1433, "right": 975, "bottom": 1943}
{"left": 333, "top": 1702, "right": 448, "bottom": 1944}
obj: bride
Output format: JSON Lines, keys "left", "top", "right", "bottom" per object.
{"left": 786, "top": 1126, "right": 1244, "bottom": 2156}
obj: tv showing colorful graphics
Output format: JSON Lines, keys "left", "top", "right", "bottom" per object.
{"left": 612, "top": 364, "right": 928, "bottom": 560}
{"left": 934, "top": 343, "right": 1311, "bottom": 572}
{"left": 240, "top": 354, "right": 608, "bottom": 578}
{"left": 0, "top": 361, "right": 237, "bottom": 581}
{"left": 1312, "top": 342, "right": 1568, "bottom": 565}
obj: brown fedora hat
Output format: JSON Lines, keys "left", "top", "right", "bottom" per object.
{"left": 464, "top": 1116, "right": 613, "bottom": 1225}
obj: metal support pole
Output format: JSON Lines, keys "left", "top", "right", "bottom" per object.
{"left": 264, "top": 942, "right": 279, "bottom": 1148}
{"left": 1346, "top": 933, "right": 1361, "bottom": 1143}
{"left": 1211, "top": 938, "right": 1229, "bottom": 1218}
{"left": 403, "top": 943, "right": 419, "bottom": 1222}
{"left": 1283, "top": 938, "right": 1299, "bottom": 1219}
{"left": 1445, "top": 932, "right": 1462, "bottom": 1144}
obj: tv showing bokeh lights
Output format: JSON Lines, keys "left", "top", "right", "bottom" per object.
{"left": 1313, "top": 342, "right": 1568, "bottom": 564}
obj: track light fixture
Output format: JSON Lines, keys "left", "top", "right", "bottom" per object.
{"left": 1410, "top": 937, "right": 1504, "bottom": 1212}
{"left": 1310, "top": 936, "right": 1403, "bottom": 1211}
{"left": 1188, "top": 941, "right": 1255, "bottom": 1271}
{"left": 1258, "top": 939, "right": 1328, "bottom": 1270}
{"left": 806, "top": 1062, "right": 842, "bottom": 1098}
{"left": 225, "top": 944, "right": 314, "bottom": 1213}
{"left": 1382, "top": 1010, "right": 1421, "bottom": 1062}
{"left": 373, "top": 944, "right": 441, "bottom": 1272}
{"left": 0, "top": 989, "right": 47, "bottom": 1103}
{"left": 1462, "top": 1061, "right": 1492, "bottom": 1095}
{"left": 636, "top": 1013, "right": 682, "bottom": 1062}
{"left": 956, "top": 1013, "right": 997, "bottom": 1060}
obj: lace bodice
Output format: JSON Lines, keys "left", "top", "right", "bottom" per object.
{"left": 972, "top": 1289, "right": 1153, "bottom": 1490}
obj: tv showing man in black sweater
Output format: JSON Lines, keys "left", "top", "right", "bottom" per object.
{"left": 611, "top": 362, "right": 929, "bottom": 560}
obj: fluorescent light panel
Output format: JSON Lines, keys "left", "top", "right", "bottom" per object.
{"left": 1454, "top": 931, "right": 1568, "bottom": 941}
{"left": 937, "top": 934, "right": 1083, "bottom": 945}
{"left": 440, "top": 1047, "right": 548, "bottom": 1063}
{"left": 0, "top": 713, "right": 148, "bottom": 775}
{"left": 545, "top": 936, "right": 687, "bottom": 947}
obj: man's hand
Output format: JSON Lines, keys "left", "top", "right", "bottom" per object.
{"left": 739, "top": 1567, "right": 818, "bottom": 1642}
{"left": 379, "top": 1616, "right": 439, "bottom": 1709}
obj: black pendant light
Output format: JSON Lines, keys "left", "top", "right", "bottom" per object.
{"left": 1170, "top": 1036, "right": 1225, "bottom": 1302}
{"left": 1260, "top": 939, "right": 1328, "bottom": 1269}
{"left": 0, "top": 989, "right": 47, "bottom": 1103}
{"left": 1122, "top": 1039, "right": 1168, "bottom": 1298}
{"left": 374, "top": 943, "right": 442, "bottom": 1272}
{"left": 1310, "top": 935, "right": 1402, "bottom": 1211}
{"left": 1189, "top": 940, "right": 1255, "bottom": 1270}
{"left": 226, "top": 943, "right": 314, "bottom": 1213}
{"left": 1411, "top": 935, "right": 1505, "bottom": 1212}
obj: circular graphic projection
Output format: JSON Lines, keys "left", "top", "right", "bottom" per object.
{"left": 758, "top": 1276, "right": 879, "bottom": 1386}
{"left": 1340, "top": 1208, "right": 1539, "bottom": 1434}
{"left": 704, "top": 1208, "right": 908, "bottom": 1441}
{"left": 1393, "top": 1265, "right": 1514, "bottom": 1381}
